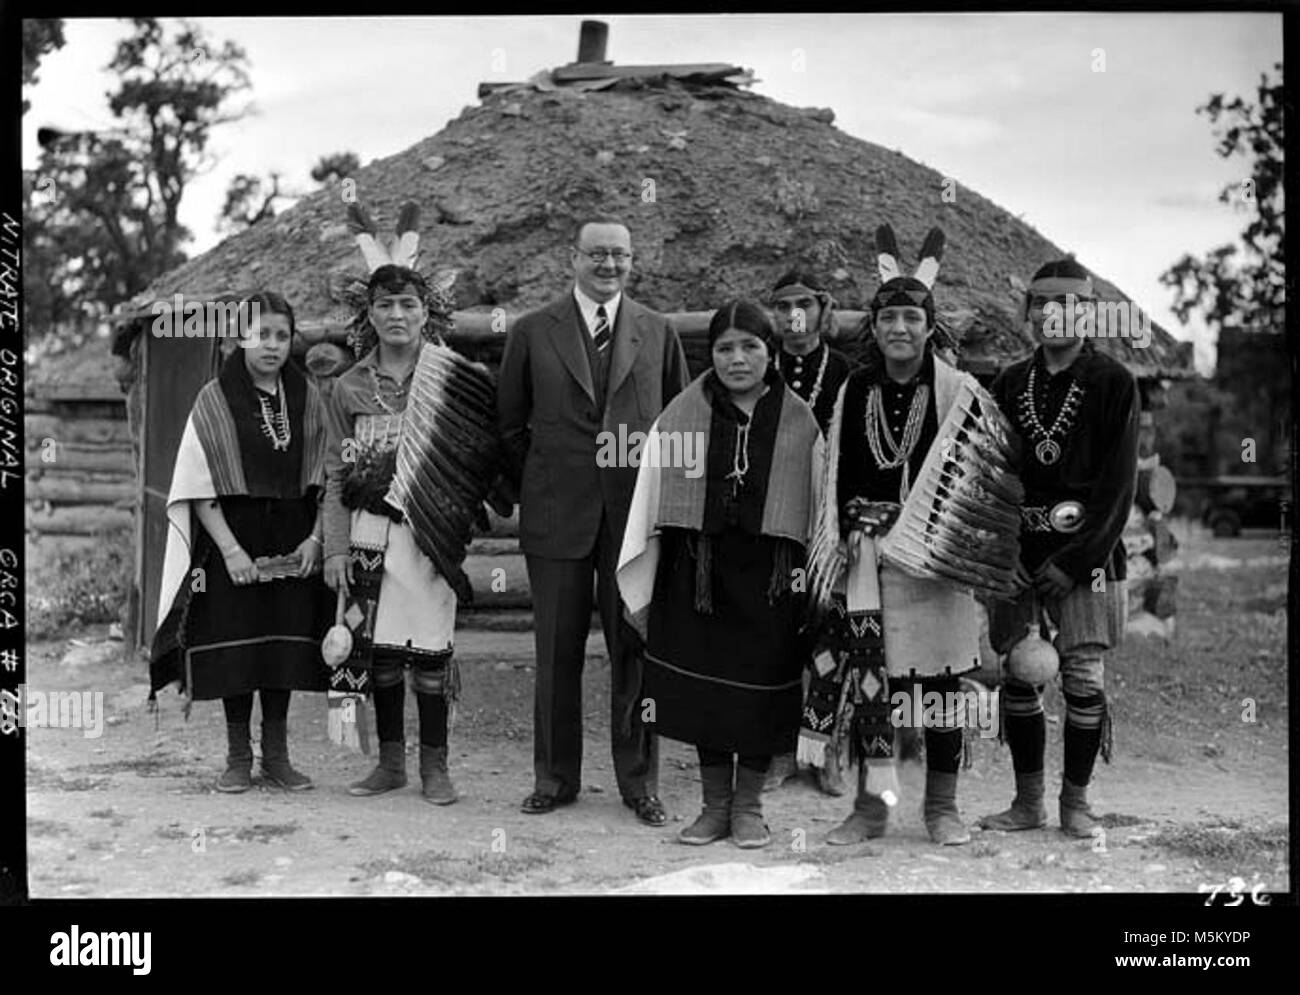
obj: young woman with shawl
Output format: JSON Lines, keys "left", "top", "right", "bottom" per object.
{"left": 151, "top": 291, "right": 331, "bottom": 793}
{"left": 618, "top": 299, "right": 824, "bottom": 848}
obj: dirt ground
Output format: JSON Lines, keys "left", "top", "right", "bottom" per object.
{"left": 23, "top": 530, "right": 1290, "bottom": 897}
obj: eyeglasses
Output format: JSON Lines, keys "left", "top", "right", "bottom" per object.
{"left": 576, "top": 248, "right": 633, "bottom": 264}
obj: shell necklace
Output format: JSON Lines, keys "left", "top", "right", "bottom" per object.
{"left": 804, "top": 346, "right": 831, "bottom": 412}
{"left": 865, "top": 381, "right": 930, "bottom": 503}
{"left": 1019, "top": 364, "right": 1085, "bottom": 466}
{"left": 256, "top": 379, "right": 291, "bottom": 452}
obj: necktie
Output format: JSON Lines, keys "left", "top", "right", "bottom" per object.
{"left": 593, "top": 305, "right": 611, "bottom": 354}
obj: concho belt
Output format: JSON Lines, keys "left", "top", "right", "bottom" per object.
{"left": 1020, "top": 500, "right": 1086, "bottom": 534}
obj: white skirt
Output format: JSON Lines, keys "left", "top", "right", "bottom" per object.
{"left": 351, "top": 510, "right": 457, "bottom": 654}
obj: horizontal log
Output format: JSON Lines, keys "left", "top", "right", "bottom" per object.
{"left": 25, "top": 415, "right": 132, "bottom": 446}
{"left": 484, "top": 508, "right": 519, "bottom": 538}
{"left": 1127, "top": 555, "right": 1154, "bottom": 580}
{"left": 26, "top": 477, "right": 136, "bottom": 504}
{"left": 26, "top": 444, "right": 135, "bottom": 475}
{"left": 1149, "top": 517, "right": 1178, "bottom": 565}
{"left": 462, "top": 551, "right": 530, "bottom": 608}
{"left": 1122, "top": 530, "right": 1154, "bottom": 558}
{"left": 1126, "top": 611, "right": 1175, "bottom": 641}
{"left": 1136, "top": 464, "right": 1176, "bottom": 514}
{"left": 27, "top": 504, "right": 134, "bottom": 536}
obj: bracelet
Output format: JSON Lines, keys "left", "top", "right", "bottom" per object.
{"left": 220, "top": 543, "right": 242, "bottom": 557}
{"left": 306, "top": 534, "right": 323, "bottom": 546}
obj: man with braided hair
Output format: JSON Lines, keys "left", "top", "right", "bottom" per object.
{"left": 981, "top": 257, "right": 1138, "bottom": 838}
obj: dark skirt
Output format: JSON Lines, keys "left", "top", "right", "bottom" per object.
{"left": 151, "top": 495, "right": 331, "bottom": 701}
{"left": 644, "top": 526, "right": 805, "bottom": 756}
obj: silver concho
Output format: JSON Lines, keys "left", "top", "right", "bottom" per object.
{"left": 1034, "top": 439, "right": 1061, "bottom": 465}
{"left": 1049, "top": 500, "right": 1085, "bottom": 534}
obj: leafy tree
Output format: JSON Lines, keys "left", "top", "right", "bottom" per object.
{"left": 311, "top": 151, "right": 360, "bottom": 184}
{"left": 1160, "top": 63, "right": 1284, "bottom": 336}
{"left": 218, "top": 171, "right": 287, "bottom": 233}
{"left": 23, "top": 18, "right": 252, "bottom": 342}
{"left": 22, "top": 18, "right": 65, "bottom": 114}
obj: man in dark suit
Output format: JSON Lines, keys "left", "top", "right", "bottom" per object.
{"left": 497, "top": 215, "right": 689, "bottom": 825}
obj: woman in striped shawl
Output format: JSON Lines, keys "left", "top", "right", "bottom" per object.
{"left": 618, "top": 299, "right": 823, "bottom": 848}
{"left": 151, "top": 291, "right": 331, "bottom": 793}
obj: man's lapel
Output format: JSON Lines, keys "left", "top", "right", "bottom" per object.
{"left": 607, "top": 295, "right": 645, "bottom": 402}
{"left": 544, "top": 294, "right": 595, "bottom": 406}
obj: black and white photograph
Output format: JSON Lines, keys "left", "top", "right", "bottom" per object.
{"left": 10, "top": 9, "right": 1290, "bottom": 917}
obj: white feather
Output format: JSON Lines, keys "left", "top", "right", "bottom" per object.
{"left": 877, "top": 253, "right": 901, "bottom": 283}
{"left": 914, "top": 257, "right": 940, "bottom": 288}
{"left": 354, "top": 233, "right": 390, "bottom": 272}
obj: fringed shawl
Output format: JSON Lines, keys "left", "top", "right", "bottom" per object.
{"left": 154, "top": 353, "right": 327, "bottom": 648}
{"left": 617, "top": 370, "right": 824, "bottom": 639}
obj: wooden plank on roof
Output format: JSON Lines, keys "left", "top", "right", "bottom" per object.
{"left": 551, "top": 62, "right": 745, "bottom": 82}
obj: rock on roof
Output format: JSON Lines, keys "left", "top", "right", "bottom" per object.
{"left": 135, "top": 77, "right": 1194, "bottom": 378}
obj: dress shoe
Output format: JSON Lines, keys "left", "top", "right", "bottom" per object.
{"left": 520, "top": 789, "right": 577, "bottom": 814}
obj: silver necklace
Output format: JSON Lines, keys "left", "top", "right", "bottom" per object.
{"left": 368, "top": 363, "right": 410, "bottom": 416}
{"left": 790, "top": 346, "right": 830, "bottom": 411}
{"left": 256, "top": 378, "right": 291, "bottom": 452}
{"left": 1020, "top": 364, "right": 1085, "bottom": 466}
{"left": 865, "top": 382, "right": 930, "bottom": 502}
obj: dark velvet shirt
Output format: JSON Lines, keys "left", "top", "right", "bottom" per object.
{"left": 991, "top": 342, "right": 1139, "bottom": 583}
{"left": 836, "top": 349, "right": 939, "bottom": 515}
{"left": 776, "top": 341, "right": 854, "bottom": 434}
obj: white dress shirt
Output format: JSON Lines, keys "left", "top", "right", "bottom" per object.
{"left": 573, "top": 286, "right": 622, "bottom": 341}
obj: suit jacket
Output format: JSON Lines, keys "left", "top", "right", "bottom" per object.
{"left": 497, "top": 291, "right": 689, "bottom": 559}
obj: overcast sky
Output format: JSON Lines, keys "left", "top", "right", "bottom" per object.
{"left": 23, "top": 13, "right": 1284, "bottom": 371}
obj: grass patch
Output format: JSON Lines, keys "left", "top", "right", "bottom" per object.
{"left": 28, "top": 818, "right": 72, "bottom": 836}
{"left": 1099, "top": 813, "right": 1146, "bottom": 829}
{"left": 233, "top": 823, "right": 299, "bottom": 844}
{"left": 1148, "top": 820, "right": 1288, "bottom": 864}
{"left": 73, "top": 755, "right": 195, "bottom": 777}
{"left": 359, "top": 848, "right": 551, "bottom": 886}
{"left": 220, "top": 869, "right": 262, "bottom": 887}
{"left": 27, "top": 528, "right": 133, "bottom": 640}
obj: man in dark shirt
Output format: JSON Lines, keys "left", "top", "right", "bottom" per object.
{"left": 982, "top": 258, "right": 1139, "bottom": 839}
{"left": 764, "top": 270, "right": 856, "bottom": 792}
{"left": 770, "top": 270, "right": 854, "bottom": 433}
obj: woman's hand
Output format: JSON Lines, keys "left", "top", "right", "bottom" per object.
{"left": 296, "top": 536, "right": 323, "bottom": 577}
{"left": 222, "top": 546, "right": 259, "bottom": 586}
{"left": 324, "top": 553, "right": 352, "bottom": 595}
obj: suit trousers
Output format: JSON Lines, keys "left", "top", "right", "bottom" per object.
{"left": 526, "top": 512, "right": 659, "bottom": 801}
